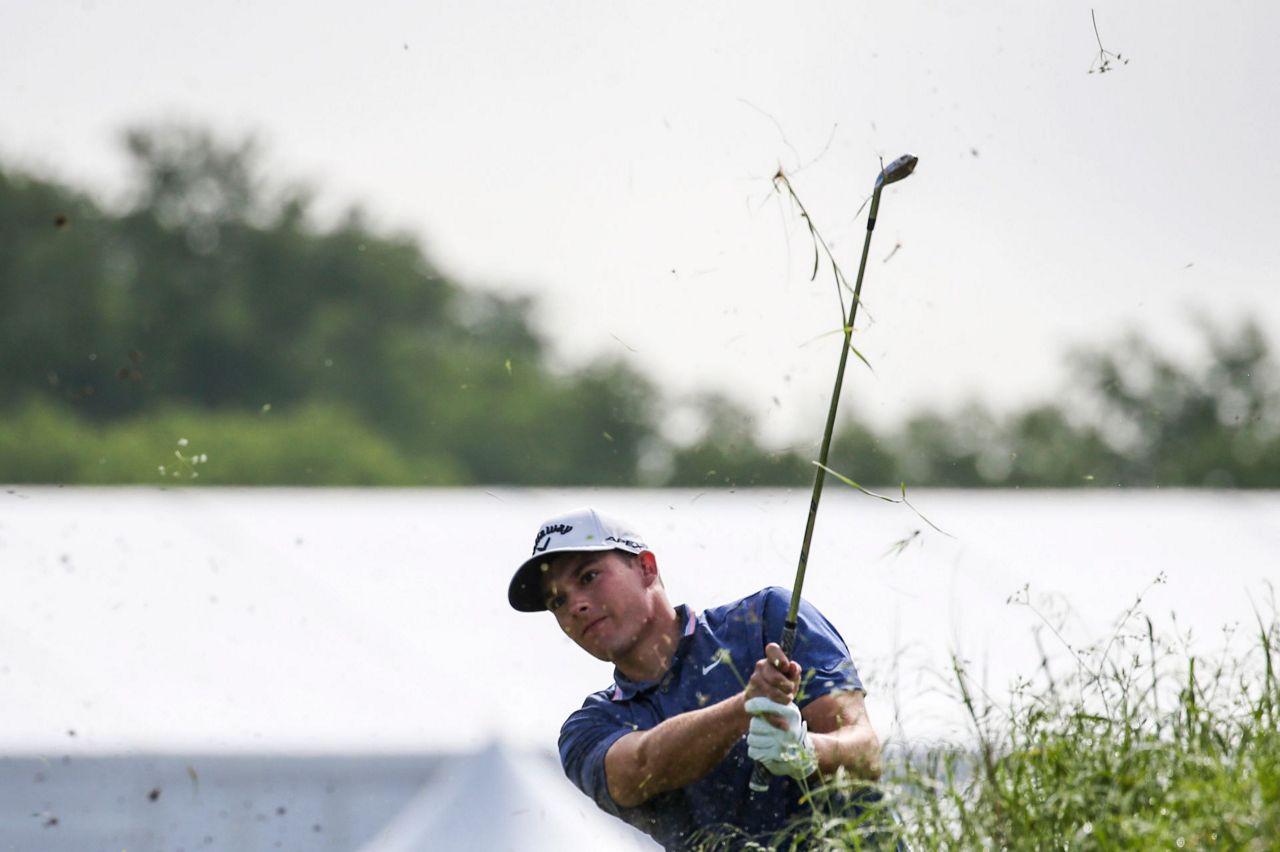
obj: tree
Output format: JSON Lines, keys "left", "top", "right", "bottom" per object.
{"left": 0, "top": 123, "right": 662, "bottom": 485}
{"left": 664, "top": 393, "right": 811, "bottom": 486}
{"left": 1071, "top": 321, "right": 1280, "bottom": 486}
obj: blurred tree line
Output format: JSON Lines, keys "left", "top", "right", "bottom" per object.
{"left": 2, "top": 124, "right": 1278, "bottom": 487}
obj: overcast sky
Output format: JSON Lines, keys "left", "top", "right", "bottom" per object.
{"left": 4, "top": 0, "right": 1277, "bottom": 442}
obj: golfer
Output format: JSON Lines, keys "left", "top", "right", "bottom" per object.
{"left": 508, "top": 507, "right": 881, "bottom": 850}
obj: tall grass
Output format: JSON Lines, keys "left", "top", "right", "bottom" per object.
{"left": 697, "top": 590, "right": 1280, "bottom": 850}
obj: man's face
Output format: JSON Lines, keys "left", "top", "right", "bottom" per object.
{"left": 541, "top": 550, "right": 653, "bottom": 663}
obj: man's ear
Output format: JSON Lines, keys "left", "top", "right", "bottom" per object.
{"left": 638, "top": 550, "right": 659, "bottom": 585}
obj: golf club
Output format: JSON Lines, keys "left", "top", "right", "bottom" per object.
{"left": 749, "top": 153, "right": 918, "bottom": 793}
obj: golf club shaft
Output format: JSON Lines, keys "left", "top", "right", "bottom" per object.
{"left": 748, "top": 155, "right": 915, "bottom": 793}
{"left": 779, "top": 183, "right": 884, "bottom": 655}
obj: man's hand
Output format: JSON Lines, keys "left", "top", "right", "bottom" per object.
{"left": 745, "top": 697, "right": 818, "bottom": 780}
{"left": 742, "top": 643, "right": 817, "bottom": 780}
{"left": 744, "top": 642, "right": 801, "bottom": 705}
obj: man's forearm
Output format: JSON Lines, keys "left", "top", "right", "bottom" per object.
{"left": 803, "top": 691, "right": 882, "bottom": 781}
{"left": 606, "top": 694, "right": 749, "bottom": 807}
{"left": 811, "top": 725, "right": 882, "bottom": 780}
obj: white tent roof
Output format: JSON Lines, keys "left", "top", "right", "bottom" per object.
{"left": 358, "top": 741, "right": 659, "bottom": 851}
{"left": 3, "top": 487, "right": 1275, "bottom": 754}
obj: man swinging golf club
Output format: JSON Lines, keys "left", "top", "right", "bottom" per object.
{"left": 511, "top": 155, "right": 916, "bottom": 849}
{"left": 508, "top": 507, "right": 881, "bottom": 850}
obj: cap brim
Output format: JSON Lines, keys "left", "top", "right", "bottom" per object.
{"left": 507, "top": 543, "right": 642, "bottom": 613}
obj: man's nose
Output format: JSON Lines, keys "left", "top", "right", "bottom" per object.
{"left": 569, "top": 589, "right": 591, "bottom": 613}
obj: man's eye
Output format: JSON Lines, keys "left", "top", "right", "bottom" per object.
{"left": 582, "top": 570, "right": 597, "bottom": 585}
{"left": 548, "top": 595, "right": 565, "bottom": 612}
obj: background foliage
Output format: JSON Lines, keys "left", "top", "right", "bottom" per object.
{"left": 3, "top": 124, "right": 1278, "bottom": 486}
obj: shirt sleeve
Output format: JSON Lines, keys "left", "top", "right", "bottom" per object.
{"left": 760, "top": 586, "right": 864, "bottom": 704}
{"left": 558, "top": 699, "right": 635, "bottom": 817}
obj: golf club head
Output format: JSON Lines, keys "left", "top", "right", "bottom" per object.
{"left": 875, "top": 154, "right": 919, "bottom": 188}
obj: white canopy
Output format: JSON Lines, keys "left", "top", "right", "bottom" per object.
{"left": 359, "top": 741, "right": 658, "bottom": 851}
{"left": 3, "top": 487, "right": 1275, "bottom": 754}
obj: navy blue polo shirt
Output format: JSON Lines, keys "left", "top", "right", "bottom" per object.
{"left": 558, "top": 586, "right": 863, "bottom": 850}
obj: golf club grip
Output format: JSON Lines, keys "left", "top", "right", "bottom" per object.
{"left": 747, "top": 623, "right": 799, "bottom": 792}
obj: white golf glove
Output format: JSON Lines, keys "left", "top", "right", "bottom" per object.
{"left": 744, "top": 696, "right": 818, "bottom": 781}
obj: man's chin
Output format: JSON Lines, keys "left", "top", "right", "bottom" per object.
{"left": 572, "top": 634, "right": 612, "bottom": 662}
{"left": 573, "top": 642, "right": 612, "bottom": 663}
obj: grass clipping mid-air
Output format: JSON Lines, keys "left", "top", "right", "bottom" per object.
{"left": 772, "top": 166, "right": 946, "bottom": 541}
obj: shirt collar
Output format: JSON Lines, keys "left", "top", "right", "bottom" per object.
{"left": 610, "top": 604, "right": 698, "bottom": 702}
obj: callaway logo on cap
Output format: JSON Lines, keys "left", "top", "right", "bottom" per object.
{"left": 508, "top": 507, "right": 649, "bottom": 612}
{"left": 532, "top": 522, "right": 575, "bottom": 554}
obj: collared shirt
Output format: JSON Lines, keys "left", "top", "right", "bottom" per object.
{"left": 558, "top": 586, "right": 863, "bottom": 851}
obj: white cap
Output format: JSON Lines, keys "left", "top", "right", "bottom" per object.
{"left": 508, "top": 507, "right": 649, "bottom": 612}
